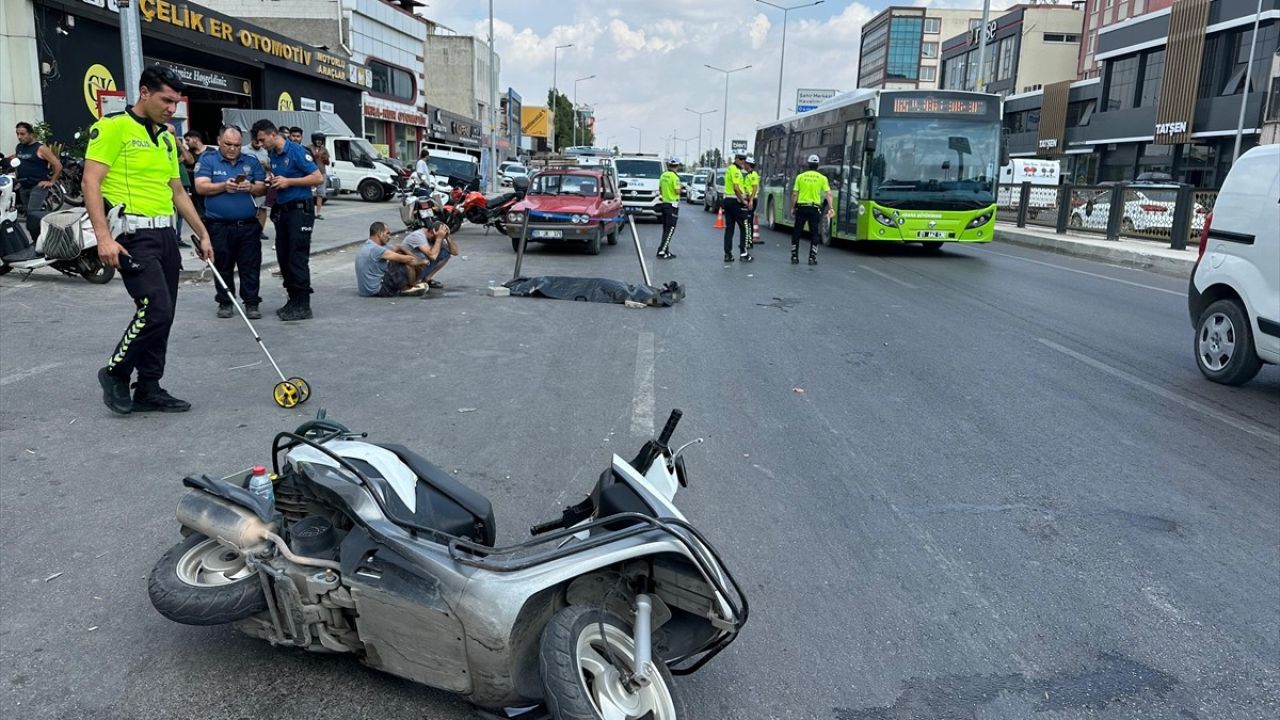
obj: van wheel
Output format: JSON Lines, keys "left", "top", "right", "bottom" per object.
{"left": 358, "top": 180, "right": 386, "bottom": 203}
{"left": 1195, "top": 299, "right": 1263, "bottom": 385}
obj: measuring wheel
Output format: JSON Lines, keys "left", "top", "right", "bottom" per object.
{"left": 273, "top": 380, "right": 302, "bottom": 409}
{"left": 288, "top": 377, "right": 312, "bottom": 404}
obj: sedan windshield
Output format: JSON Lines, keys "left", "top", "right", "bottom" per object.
{"left": 869, "top": 118, "right": 1000, "bottom": 209}
{"left": 531, "top": 173, "right": 600, "bottom": 196}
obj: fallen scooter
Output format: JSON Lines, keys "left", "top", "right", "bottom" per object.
{"left": 0, "top": 158, "right": 113, "bottom": 283}
{"left": 148, "top": 409, "right": 747, "bottom": 718}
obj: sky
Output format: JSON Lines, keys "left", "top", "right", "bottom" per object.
{"left": 423, "top": 0, "right": 1016, "bottom": 161}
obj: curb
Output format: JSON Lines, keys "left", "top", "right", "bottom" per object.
{"left": 995, "top": 227, "right": 1195, "bottom": 279}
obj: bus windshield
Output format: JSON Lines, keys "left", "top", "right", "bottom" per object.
{"left": 870, "top": 118, "right": 999, "bottom": 209}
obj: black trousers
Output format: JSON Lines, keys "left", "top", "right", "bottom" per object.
{"left": 792, "top": 205, "right": 822, "bottom": 258}
{"left": 658, "top": 202, "right": 678, "bottom": 254}
{"left": 271, "top": 202, "right": 314, "bottom": 298}
{"left": 107, "top": 228, "right": 180, "bottom": 383}
{"left": 721, "top": 198, "right": 751, "bottom": 254}
{"left": 208, "top": 219, "right": 262, "bottom": 305}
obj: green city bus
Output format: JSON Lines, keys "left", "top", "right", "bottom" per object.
{"left": 754, "top": 89, "right": 1004, "bottom": 249}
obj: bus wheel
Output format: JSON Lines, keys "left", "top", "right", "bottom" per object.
{"left": 767, "top": 198, "right": 779, "bottom": 232}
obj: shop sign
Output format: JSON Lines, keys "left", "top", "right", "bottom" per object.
{"left": 299, "top": 97, "right": 317, "bottom": 111}
{"left": 970, "top": 19, "right": 998, "bottom": 46}
{"left": 80, "top": 0, "right": 370, "bottom": 89}
{"left": 521, "top": 106, "right": 550, "bottom": 138}
{"left": 1038, "top": 138, "right": 1058, "bottom": 150}
{"left": 277, "top": 92, "right": 294, "bottom": 111}
{"left": 1154, "top": 121, "right": 1188, "bottom": 137}
{"left": 319, "top": 101, "right": 335, "bottom": 114}
{"left": 83, "top": 63, "right": 117, "bottom": 119}
{"left": 144, "top": 57, "right": 250, "bottom": 96}
{"left": 362, "top": 102, "right": 426, "bottom": 127}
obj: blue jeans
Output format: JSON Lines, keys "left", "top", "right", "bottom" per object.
{"left": 18, "top": 184, "right": 49, "bottom": 239}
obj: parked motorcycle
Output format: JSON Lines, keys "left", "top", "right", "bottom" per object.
{"left": 147, "top": 409, "right": 747, "bottom": 718}
{"left": 57, "top": 131, "right": 86, "bottom": 207}
{"left": 0, "top": 158, "right": 113, "bottom": 283}
{"left": 397, "top": 172, "right": 456, "bottom": 232}
{"left": 456, "top": 175, "right": 528, "bottom": 234}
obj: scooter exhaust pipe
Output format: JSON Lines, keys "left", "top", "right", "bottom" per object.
{"left": 175, "top": 490, "right": 276, "bottom": 553}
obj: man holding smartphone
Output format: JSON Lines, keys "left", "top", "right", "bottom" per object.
{"left": 195, "top": 126, "right": 267, "bottom": 318}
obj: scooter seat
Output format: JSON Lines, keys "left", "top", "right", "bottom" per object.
{"left": 374, "top": 444, "right": 497, "bottom": 546}
{"left": 484, "top": 192, "right": 517, "bottom": 207}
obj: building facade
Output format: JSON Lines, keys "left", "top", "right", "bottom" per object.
{"left": 422, "top": 34, "right": 501, "bottom": 123}
{"left": 1077, "top": 0, "right": 1175, "bottom": 80}
{"left": 1004, "top": 0, "right": 1278, "bottom": 189}
{"left": 219, "top": 0, "right": 432, "bottom": 160}
{"left": 2, "top": 0, "right": 43, "bottom": 134}
{"left": 857, "top": 6, "right": 983, "bottom": 89}
{"left": 941, "top": 5, "right": 1084, "bottom": 95}
{"left": 27, "top": 0, "right": 366, "bottom": 142}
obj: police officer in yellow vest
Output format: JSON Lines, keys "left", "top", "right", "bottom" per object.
{"left": 790, "top": 154, "right": 832, "bottom": 265}
{"left": 721, "top": 151, "right": 752, "bottom": 263}
{"left": 84, "top": 66, "right": 214, "bottom": 415}
{"left": 743, "top": 155, "right": 760, "bottom": 247}
{"left": 657, "top": 157, "right": 681, "bottom": 259}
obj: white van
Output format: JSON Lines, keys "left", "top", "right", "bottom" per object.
{"left": 1188, "top": 144, "right": 1280, "bottom": 385}
{"left": 425, "top": 147, "right": 482, "bottom": 194}
{"left": 325, "top": 135, "right": 401, "bottom": 202}
{"left": 998, "top": 159, "right": 1060, "bottom": 214}
{"left": 614, "top": 155, "right": 664, "bottom": 218}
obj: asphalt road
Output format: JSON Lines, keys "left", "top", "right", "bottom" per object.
{"left": 1, "top": 200, "right": 1277, "bottom": 720}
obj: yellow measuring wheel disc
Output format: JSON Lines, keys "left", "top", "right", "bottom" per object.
{"left": 288, "top": 377, "right": 311, "bottom": 403}
{"left": 273, "top": 380, "right": 301, "bottom": 409}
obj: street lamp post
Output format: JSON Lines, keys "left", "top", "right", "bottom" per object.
{"left": 685, "top": 107, "right": 717, "bottom": 168}
{"left": 630, "top": 125, "right": 642, "bottom": 153}
{"left": 706, "top": 64, "right": 751, "bottom": 158}
{"left": 488, "top": 0, "right": 498, "bottom": 192}
{"left": 974, "top": 0, "right": 991, "bottom": 92}
{"left": 552, "top": 43, "right": 573, "bottom": 153}
{"left": 755, "top": 0, "right": 825, "bottom": 121}
{"left": 1232, "top": 0, "right": 1264, "bottom": 162}
{"left": 573, "top": 74, "right": 594, "bottom": 147}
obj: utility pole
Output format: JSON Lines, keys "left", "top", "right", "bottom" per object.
{"left": 1232, "top": 0, "right": 1264, "bottom": 162}
{"left": 488, "top": 0, "right": 498, "bottom": 192}
{"left": 116, "top": 0, "right": 144, "bottom": 103}
{"left": 755, "top": 0, "right": 825, "bottom": 120}
{"left": 551, "top": 43, "right": 573, "bottom": 153}
{"left": 706, "top": 64, "right": 751, "bottom": 159}
{"left": 686, "top": 107, "right": 717, "bottom": 169}
{"left": 974, "top": 0, "right": 991, "bottom": 92}
{"left": 630, "top": 125, "right": 642, "bottom": 153}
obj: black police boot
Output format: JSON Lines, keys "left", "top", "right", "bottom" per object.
{"left": 740, "top": 253, "right": 754, "bottom": 262}
{"left": 244, "top": 302, "right": 262, "bottom": 320}
{"left": 98, "top": 367, "right": 132, "bottom": 415}
{"left": 724, "top": 253, "right": 735, "bottom": 263}
{"left": 283, "top": 295, "right": 312, "bottom": 322}
{"left": 275, "top": 297, "right": 296, "bottom": 320}
{"left": 131, "top": 380, "right": 191, "bottom": 413}
{"left": 217, "top": 302, "right": 234, "bottom": 319}
{"left": 791, "top": 254, "right": 799, "bottom": 264}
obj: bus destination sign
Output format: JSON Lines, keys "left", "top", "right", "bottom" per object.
{"left": 890, "top": 97, "right": 989, "bottom": 115}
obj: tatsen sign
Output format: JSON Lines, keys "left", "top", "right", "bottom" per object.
{"left": 1154, "top": 121, "right": 1188, "bottom": 136}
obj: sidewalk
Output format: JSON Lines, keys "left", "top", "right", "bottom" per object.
{"left": 178, "top": 198, "right": 399, "bottom": 280}
{"left": 995, "top": 222, "right": 1197, "bottom": 278}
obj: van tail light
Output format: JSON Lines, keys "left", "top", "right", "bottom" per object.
{"left": 1198, "top": 212, "right": 1212, "bottom": 260}
{"left": 1139, "top": 204, "right": 1168, "bottom": 213}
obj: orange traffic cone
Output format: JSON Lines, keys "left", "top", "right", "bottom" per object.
{"left": 714, "top": 208, "right": 725, "bottom": 229}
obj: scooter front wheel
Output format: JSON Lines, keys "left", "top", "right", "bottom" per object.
{"left": 148, "top": 534, "right": 267, "bottom": 626}
{"left": 540, "top": 605, "right": 685, "bottom": 720}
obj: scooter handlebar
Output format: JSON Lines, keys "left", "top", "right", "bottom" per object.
{"left": 658, "top": 409, "right": 682, "bottom": 445}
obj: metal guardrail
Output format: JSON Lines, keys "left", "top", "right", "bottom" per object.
{"left": 996, "top": 181, "right": 1217, "bottom": 250}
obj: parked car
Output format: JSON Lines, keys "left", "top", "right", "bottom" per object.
{"left": 687, "top": 170, "right": 710, "bottom": 204}
{"left": 703, "top": 169, "right": 727, "bottom": 212}
{"left": 1187, "top": 143, "right": 1280, "bottom": 385}
{"left": 1069, "top": 184, "right": 1206, "bottom": 235}
{"left": 503, "top": 167, "right": 622, "bottom": 255}
{"left": 500, "top": 163, "right": 529, "bottom": 187}
{"left": 677, "top": 173, "right": 693, "bottom": 201}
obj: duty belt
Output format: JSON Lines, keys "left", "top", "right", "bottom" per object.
{"left": 120, "top": 214, "right": 173, "bottom": 232}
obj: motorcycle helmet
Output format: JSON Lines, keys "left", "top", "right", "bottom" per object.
{"left": 310, "top": 132, "right": 326, "bottom": 144}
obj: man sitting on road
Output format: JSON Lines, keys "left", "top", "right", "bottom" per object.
{"left": 355, "top": 221, "right": 427, "bottom": 297}
{"left": 400, "top": 220, "right": 456, "bottom": 289}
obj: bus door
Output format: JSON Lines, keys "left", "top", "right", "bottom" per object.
{"left": 838, "top": 121, "right": 865, "bottom": 235}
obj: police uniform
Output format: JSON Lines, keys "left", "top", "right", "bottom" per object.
{"left": 86, "top": 109, "right": 183, "bottom": 389}
{"left": 721, "top": 160, "right": 752, "bottom": 261}
{"left": 13, "top": 139, "right": 52, "bottom": 238}
{"left": 267, "top": 140, "right": 319, "bottom": 318}
{"left": 195, "top": 150, "right": 266, "bottom": 311}
{"left": 792, "top": 164, "right": 830, "bottom": 264}
{"left": 657, "top": 163, "right": 681, "bottom": 258}
{"left": 743, "top": 165, "right": 760, "bottom": 247}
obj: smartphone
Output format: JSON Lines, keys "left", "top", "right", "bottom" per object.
{"left": 234, "top": 174, "right": 247, "bottom": 183}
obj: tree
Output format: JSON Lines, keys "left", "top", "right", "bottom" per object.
{"left": 699, "top": 148, "right": 723, "bottom": 169}
{"left": 547, "top": 89, "right": 593, "bottom": 150}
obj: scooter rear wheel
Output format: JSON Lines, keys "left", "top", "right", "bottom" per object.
{"left": 540, "top": 605, "right": 684, "bottom": 720}
{"left": 148, "top": 534, "right": 267, "bottom": 626}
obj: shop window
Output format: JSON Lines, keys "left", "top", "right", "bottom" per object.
{"left": 1104, "top": 56, "right": 1139, "bottom": 111}
{"left": 369, "top": 59, "right": 415, "bottom": 103}
{"left": 1138, "top": 49, "right": 1164, "bottom": 108}
{"left": 924, "top": 17, "right": 941, "bottom": 34}
{"left": 1136, "top": 142, "right": 1174, "bottom": 177}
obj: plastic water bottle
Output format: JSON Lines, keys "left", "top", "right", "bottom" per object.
{"left": 247, "top": 465, "right": 274, "bottom": 508}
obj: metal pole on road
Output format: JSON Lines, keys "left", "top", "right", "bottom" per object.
{"left": 116, "top": 0, "right": 143, "bottom": 103}
{"left": 1232, "top": 0, "right": 1264, "bottom": 162}
{"left": 706, "top": 64, "right": 751, "bottom": 159}
{"left": 551, "top": 43, "right": 573, "bottom": 153}
{"left": 488, "top": 0, "right": 498, "bottom": 192}
{"left": 756, "top": 0, "right": 825, "bottom": 121}
{"left": 630, "top": 125, "right": 642, "bottom": 153}
{"left": 974, "top": 0, "right": 991, "bottom": 92}
{"left": 686, "top": 107, "right": 716, "bottom": 167}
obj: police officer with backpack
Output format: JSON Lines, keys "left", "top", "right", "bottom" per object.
{"left": 790, "top": 154, "right": 832, "bottom": 265}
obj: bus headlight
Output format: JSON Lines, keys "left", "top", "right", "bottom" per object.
{"left": 966, "top": 212, "right": 993, "bottom": 228}
{"left": 873, "top": 209, "right": 899, "bottom": 227}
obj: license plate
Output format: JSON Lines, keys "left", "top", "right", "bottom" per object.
{"left": 916, "top": 231, "right": 948, "bottom": 239}
{"left": 532, "top": 229, "right": 562, "bottom": 239}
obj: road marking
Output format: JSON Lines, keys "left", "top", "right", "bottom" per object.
{"left": 1038, "top": 338, "right": 1280, "bottom": 443}
{"left": 977, "top": 247, "right": 1183, "bottom": 296}
{"left": 859, "top": 264, "right": 919, "bottom": 289}
{"left": 630, "top": 331, "right": 655, "bottom": 438}
{"left": 0, "top": 361, "right": 64, "bottom": 387}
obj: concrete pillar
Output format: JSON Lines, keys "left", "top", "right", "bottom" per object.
{"left": 0, "top": 0, "right": 44, "bottom": 133}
